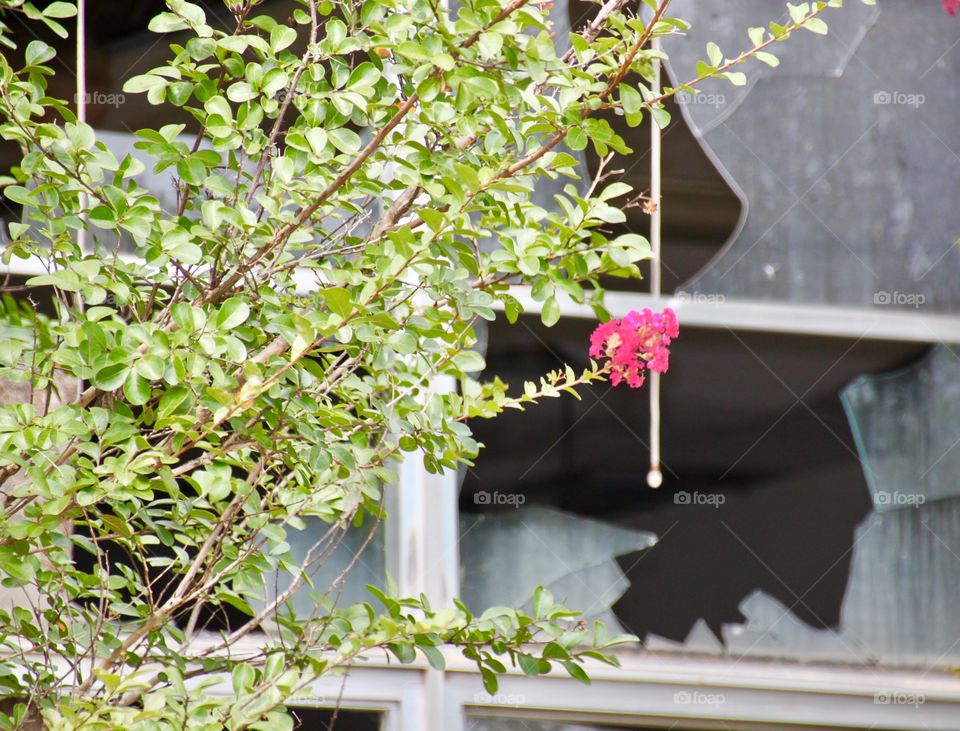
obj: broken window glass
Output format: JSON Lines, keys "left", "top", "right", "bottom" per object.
{"left": 662, "top": 0, "right": 960, "bottom": 312}
{"left": 460, "top": 314, "right": 956, "bottom": 669}
{"left": 254, "top": 518, "right": 386, "bottom": 624}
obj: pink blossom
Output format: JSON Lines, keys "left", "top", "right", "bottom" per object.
{"left": 944, "top": 0, "right": 960, "bottom": 15}
{"left": 589, "top": 308, "right": 679, "bottom": 389}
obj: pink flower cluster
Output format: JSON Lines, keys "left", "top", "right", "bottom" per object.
{"left": 945, "top": 0, "right": 960, "bottom": 15}
{"left": 589, "top": 308, "right": 679, "bottom": 389}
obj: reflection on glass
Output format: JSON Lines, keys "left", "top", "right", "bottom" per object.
{"left": 256, "top": 518, "right": 385, "bottom": 621}
{"left": 842, "top": 345, "right": 960, "bottom": 510}
{"left": 459, "top": 507, "right": 655, "bottom": 632}
{"left": 668, "top": 0, "right": 960, "bottom": 311}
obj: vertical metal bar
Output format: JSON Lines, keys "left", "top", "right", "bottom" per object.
{"left": 74, "top": 0, "right": 87, "bottom": 401}
{"left": 76, "top": 0, "right": 87, "bottom": 254}
{"left": 647, "top": 34, "right": 663, "bottom": 490}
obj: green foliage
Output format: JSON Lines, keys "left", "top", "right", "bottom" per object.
{"left": 0, "top": 0, "right": 864, "bottom": 727}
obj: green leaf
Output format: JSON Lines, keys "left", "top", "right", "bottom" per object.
{"left": 167, "top": 240, "right": 202, "bottom": 265}
{"left": 123, "top": 73, "right": 166, "bottom": 95}
{"left": 26, "top": 270, "right": 81, "bottom": 292}
{"left": 135, "top": 355, "right": 166, "bottom": 381}
{"left": 92, "top": 363, "right": 129, "bottom": 391}
{"left": 4, "top": 186, "right": 33, "bottom": 206}
{"left": 518, "top": 653, "right": 541, "bottom": 676}
{"left": 273, "top": 156, "right": 294, "bottom": 183}
{"left": 755, "top": 51, "right": 780, "bottom": 67}
{"left": 706, "top": 41, "right": 723, "bottom": 66}
{"left": 532, "top": 585, "right": 553, "bottom": 617}
{"left": 195, "top": 462, "right": 233, "bottom": 503}
{"left": 480, "top": 666, "right": 498, "bottom": 694}
{"left": 305, "top": 128, "right": 328, "bottom": 156}
{"left": 562, "top": 660, "right": 591, "bottom": 685}
{"left": 543, "top": 642, "right": 570, "bottom": 660}
{"left": 420, "top": 645, "right": 445, "bottom": 670}
{"left": 787, "top": 2, "right": 809, "bottom": 23}
{"left": 148, "top": 12, "right": 189, "bottom": 33}
{"left": 477, "top": 31, "right": 503, "bottom": 59}
{"left": 328, "top": 128, "right": 361, "bottom": 154}
{"left": 804, "top": 17, "right": 829, "bottom": 34}
{"left": 25, "top": 41, "right": 55, "bottom": 66}
{"left": 270, "top": 25, "right": 297, "bottom": 51}
{"left": 158, "top": 385, "right": 191, "bottom": 418}
{"left": 232, "top": 664, "right": 255, "bottom": 695}
{"left": 541, "top": 296, "right": 561, "bottom": 327}
{"left": 518, "top": 255, "right": 540, "bottom": 276}
{"left": 452, "top": 349, "right": 485, "bottom": 373}
{"left": 123, "top": 371, "right": 152, "bottom": 406}
{"left": 42, "top": 2, "right": 77, "bottom": 18}
{"left": 388, "top": 643, "right": 416, "bottom": 664}
{"left": 566, "top": 127, "right": 587, "bottom": 151}
{"left": 650, "top": 106, "right": 671, "bottom": 129}
{"left": 215, "top": 298, "right": 251, "bottom": 330}
{"left": 346, "top": 63, "right": 379, "bottom": 90}
{"left": 226, "top": 81, "right": 258, "bottom": 102}
{"left": 320, "top": 287, "right": 352, "bottom": 318}
{"left": 619, "top": 84, "right": 642, "bottom": 116}
{"left": 724, "top": 71, "right": 747, "bottom": 86}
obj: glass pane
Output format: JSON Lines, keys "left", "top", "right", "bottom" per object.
{"left": 255, "top": 518, "right": 386, "bottom": 622}
{"left": 459, "top": 507, "right": 655, "bottom": 629}
{"left": 460, "top": 314, "right": 948, "bottom": 668}
{"left": 663, "top": 0, "right": 960, "bottom": 311}
{"left": 830, "top": 344, "right": 960, "bottom": 666}
{"left": 842, "top": 345, "right": 960, "bottom": 510}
